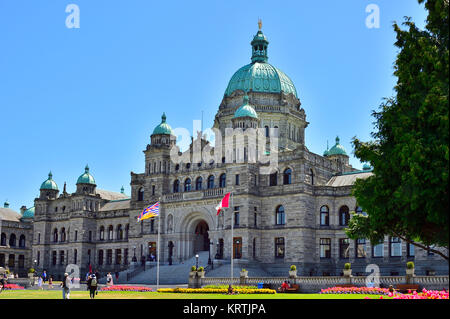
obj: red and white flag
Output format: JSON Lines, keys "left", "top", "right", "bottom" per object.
{"left": 216, "top": 192, "right": 231, "bottom": 215}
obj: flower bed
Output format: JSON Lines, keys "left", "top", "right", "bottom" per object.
{"left": 203, "top": 285, "right": 258, "bottom": 290}
{"left": 100, "top": 285, "right": 152, "bottom": 292}
{"left": 3, "top": 284, "right": 25, "bottom": 290}
{"left": 157, "top": 288, "right": 276, "bottom": 294}
{"left": 389, "top": 289, "right": 448, "bottom": 299}
{"left": 320, "top": 286, "right": 390, "bottom": 295}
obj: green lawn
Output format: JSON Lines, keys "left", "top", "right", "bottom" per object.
{"left": 0, "top": 290, "right": 387, "bottom": 299}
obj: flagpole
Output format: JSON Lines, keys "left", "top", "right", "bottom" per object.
{"left": 157, "top": 201, "right": 161, "bottom": 291}
{"left": 230, "top": 192, "right": 234, "bottom": 286}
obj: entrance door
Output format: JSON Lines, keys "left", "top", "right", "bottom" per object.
{"left": 148, "top": 242, "right": 156, "bottom": 261}
{"left": 218, "top": 239, "right": 224, "bottom": 259}
{"left": 233, "top": 237, "right": 242, "bottom": 259}
{"left": 194, "top": 220, "right": 209, "bottom": 252}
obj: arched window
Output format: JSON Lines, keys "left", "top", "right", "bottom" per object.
{"left": 108, "top": 225, "right": 113, "bottom": 240}
{"left": 310, "top": 169, "right": 314, "bottom": 185}
{"left": 9, "top": 234, "right": 16, "bottom": 247}
{"left": 19, "top": 235, "right": 25, "bottom": 248}
{"left": 61, "top": 228, "right": 66, "bottom": 242}
{"left": 53, "top": 229, "right": 58, "bottom": 243}
{"left": 219, "top": 173, "right": 226, "bottom": 188}
{"left": 275, "top": 205, "right": 285, "bottom": 225}
{"left": 265, "top": 126, "right": 269, "bottom": 137}
{"left": 1, "top": 233, "right": 6, "bottom": 246}
{"left": 117, "top": 224, "right": 123, "bottom": 240}
{"left": 138, "top": 187, "right": 144, "bottom": 201}
{"left": 99, "top": 226, "right": 105, "bottom": 240}
{"left": 184, "top": 178, "right": 192, "bottom": 192}
{"left": 207, "top": 175, "right": 215, "bottom": 189}
{"left": 173, "top": 180, "right": 180, "bottom": 193}
{"left": 283, "top": 168, "right": 292, "bottom": 185}
{"left": 339, "top": 206, "right": 350, "bottom": 226}
{"left": 320, "top": 205, "right": 329, "bottom": 226}
{"left": 195, "top": 177, "right": 203, "bottom": 190}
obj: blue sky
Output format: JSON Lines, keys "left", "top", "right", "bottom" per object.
{"left": 0, "top": 0, "right": 427, "bottom": 211}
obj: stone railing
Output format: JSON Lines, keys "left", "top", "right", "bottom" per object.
{"left": 198, "top": 275, "right": 449, "bottom": 293}
{"left": 203, "top": 188, "right": 224, "bottom": 198}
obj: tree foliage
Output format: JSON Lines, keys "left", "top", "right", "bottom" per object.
{"left": 347, "top": 0, "right": 449, "bottom": 260}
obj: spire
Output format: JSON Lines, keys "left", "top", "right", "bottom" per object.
{"left": 161, "top": 113, "right": 166, "bottom": 123}
{"left": 85, "top": 164, "right": 89, "bottom": 173}
{"left": 63, "top": 182, "right": 67, "bottom": 194}
{"left": 335, "top": 136, "right": 340, "bottom": 144}
{"left": 251, "top": 20, "right": 269, "bottom": 63}
{"left": 48, "top": 171, "right": 53, "bottom": 180}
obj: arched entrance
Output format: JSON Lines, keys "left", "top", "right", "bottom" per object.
{"left": 194, "top": 220, "right": 209, "bottom": 252}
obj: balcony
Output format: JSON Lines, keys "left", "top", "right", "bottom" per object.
{"left": 162, "top": 188, "right": 225, "bottom": 203}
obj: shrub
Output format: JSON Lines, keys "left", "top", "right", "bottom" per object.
{"left": 191, "top": 266, "right": 197, "bottom": 271}
{"left": 344, "top": 263, "right": 351, "bottom": 270}
{"left": 28, "top": 268, "right": 35, "bottom": 273}
{"left": 290, "top": 265, "right": 297, "bottom": 271}
{"left": 406, "top": 262, "right": 414, "bottom": 269}
{"left": 197, "top": 267, "right": 204, "bottom": 272}
{"left": 241, "top": 269, "right": 247, "bottom": 272}
{"left": 5, "top": 269, "right": 10, "bottom": 274}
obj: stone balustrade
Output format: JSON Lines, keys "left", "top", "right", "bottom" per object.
{"left": 198, "top": 275, "right": 449, "bottom": 293}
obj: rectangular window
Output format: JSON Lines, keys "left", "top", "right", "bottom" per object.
{"left": 98, "top": 250, "right": 104, "bottom": 266}
{"left": 407, "top": 243, "right": 415, "bottom": 257}
{"left": 373, "top": 242, "right": 384, "bottom": 257}
{"left": 115, "top": 249, "right": 122, "bottom": 265}
{"left": 235, "top": 174, "right": 240, "bottom": 185}
{"left": 152, "top": 185, "right": 155, "bottom": 195}
{"left": 320, "top": 238, "right": 331, "bottom": 258}
{"left": 37, "top": 251, "right": 40, "bottom": 266}
{"left": 254, "top": 209, "right": 257, "bottom": 228}
{"left": 38, "top": 233, "right": 40, "bottom": 244}
{"left": 390, "top": 237, "right": 402, "bottom": 257}
{"left": 88, "top": 231, "right": 92, "bottom": 242}
{"left": 339, "top": 238, "right": 350, "bottom": 259}
{"left": 52, "top": 251, "right": 57, "bottom": 265}
{"left": 59, "top": 251, "right": 64, "bottom": 265}
{"left": 275, "top": 237, "right": 285, "bottom": 258}
{"left": 269, "top": 173, "right": 277, "bottom": 186}
{"left": 107, "top": 249, "right": 112, "bottom": 265}
{"left": 356, "top": 238, "right": 367, "bottom": 258}
{"left": 234, "top": 206, "right": 240, "bottom": 227}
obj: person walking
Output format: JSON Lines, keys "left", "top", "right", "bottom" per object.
{"left": 37, "top": 276, "right": 43, "bottom": 290}
{"left": 106, "top": 272, "right": 113, "bottom": 286}
{"left": 61, "top": 273, "right": 71, "bottom": 299}
{"left": 48, "top": 276, "right": 53, "bottom": 289}
{"left": 42, "top": 270, "right": 47, "bottom": 284}
{"left": 87, "top": 274, "right": 98, "bottom": 299}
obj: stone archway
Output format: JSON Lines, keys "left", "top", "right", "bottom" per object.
{"left": 193, "top": 220, "right": 210, "bottom": 252}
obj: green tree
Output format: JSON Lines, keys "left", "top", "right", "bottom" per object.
{"left": 347, "top": 0, "right": 449, "bottom": 260}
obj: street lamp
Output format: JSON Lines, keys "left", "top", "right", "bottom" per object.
{"left": 132, "top": 246, "right": 137, "bottom": 262}
{"left": 195, "top": 254, "right": 199, "bottom": 270}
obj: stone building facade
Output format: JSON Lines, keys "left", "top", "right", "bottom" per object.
{"left": 3, "top": 25, "right": 447, "bottom": 280}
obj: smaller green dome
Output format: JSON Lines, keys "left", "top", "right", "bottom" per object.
{"left": 327, "top": 136, "right": 347, "bottom": 156}
{"left": 3, "top": 200, "right": 9, "bottom": 208}
{"left": 233, "top": 95, "right": 258, "bottom": 119}
{"left": 362, "top": 163, "right": 372, "bottom": 170}
{"left": 77, "top": 165, "right": 96, "bottom": 185}
{"left": 152, "top": 113, "right": 174, "bottom": 136}
{"left": 40, "top": 172, "right": 59, "bottom": 190}
{"left": 22, "top": 206, "right": 35, "bottom": 219}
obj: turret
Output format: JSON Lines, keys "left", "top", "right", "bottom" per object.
{"left": 39, "top": 172, "right": 59, "bottom": 199}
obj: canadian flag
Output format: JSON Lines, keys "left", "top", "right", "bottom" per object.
{"left": 216, "top": 192, "right": 231, "bottom": 215}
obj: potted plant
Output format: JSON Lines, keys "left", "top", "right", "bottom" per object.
{"left": 406, "top": 262, "right": 415, "bottom": 276}
{"left": 289, "top": 265, "right": 297, "bottom": 278}
{"left": 240, "top": 268, "right": 248, "bottom": 278}
{"left": 28, "top": 268, "right": 35, "bottom": 278}
{"left": 343, "top": 263, "right": 352, "bottom": 276}
{"left": 197, "top": 266, "right": 205, "bottom": 278}
{"left": 189, "top": 266, "right": 197, "bottom": 278}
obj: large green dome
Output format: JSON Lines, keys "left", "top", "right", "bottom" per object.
{"left": 224, "top": 27, "right": 297, "bottom": 98}
{"left": 152, "top": 113, "right": 174, "bottom": 136}
{"left": 225, "top": 62, "right": 298, "bottom": 98}
{"left": 40, "top": 172, "right": 59, "bottom": 190}
{"left": 233, "top": 95, "right": 258, "bottom": 119}
{"left": 77, "top": 165, "right": 96, "bottom": 185}
{"left": 327, "top": 136, "right": 348, "bottom": 156}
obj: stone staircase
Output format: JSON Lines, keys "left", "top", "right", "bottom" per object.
{"left": 125, "top": 251, "right": 210, "bottom": 284}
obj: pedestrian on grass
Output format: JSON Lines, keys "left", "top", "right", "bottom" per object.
{"left": 48, "top": 276, "right": 53, "bottom": 289}
{"left": 37, "top": 276, "right": 43, "bottom": 290}
{"left": 61, "top": 272, "right": 71, "bottom": 299}
{"left": 87, "top": 274, "right": 98, "bottom": 299}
